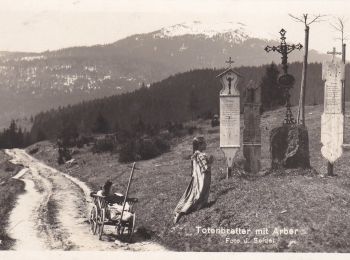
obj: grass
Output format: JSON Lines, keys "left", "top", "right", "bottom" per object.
{"left": 28, "top": 103, "right": 350, "bottom": 252}
{"left": 0, "top": 151, "right": 25, "bottom": 250}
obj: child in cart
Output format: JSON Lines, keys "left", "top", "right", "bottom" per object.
{"left": 94, "top": 180, "right": 133, "bottom": 221}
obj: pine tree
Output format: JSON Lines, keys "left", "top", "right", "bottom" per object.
{"left": 260, "top": 63, "right": 283, "bottom": 111}
{"left": 188, "top": 85, "right": 199, "bottom": 120}
{"left": 93, "top": 112, "right": 109, "bottom": 134}
{"left": 59, "top": 122, "right": 78, "bottom": 147}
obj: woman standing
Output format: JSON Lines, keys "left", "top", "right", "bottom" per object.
{"left": 174, "top": 136, "right": 212, "bottom": 224}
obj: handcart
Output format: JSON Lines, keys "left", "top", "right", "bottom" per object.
{"left": 89, "top": 162, "right": 138, "bottom": 241}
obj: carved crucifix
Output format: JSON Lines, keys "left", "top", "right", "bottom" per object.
{"left": 225, "top": 57, "right": 235, "bottom": 94}
{"left": 327, "top": 47, "right": 342, "bottom": 62}
{"left": 225, "top": 57, "right": 235, "bottom": 67}
{"left": 226, "top": 76, "right": 233, "bottom": 94}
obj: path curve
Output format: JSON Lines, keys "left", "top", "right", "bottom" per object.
{"left": 5, "top": 148, "right": 166, "bottom": 251}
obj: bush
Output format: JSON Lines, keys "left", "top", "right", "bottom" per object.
{"left": 92, "top": 139, "right": 114, "bottom": 153}
{"left": 57, "top": 146, "right": 72, "bottom": 165}
{"left": 211, "top": 115, "right": 219, "bottom": 127}
{"left": 138, "top": 138, "right": 159, "bottom": 160}
{"left": 76, "top": 135, "right": 94, "bottom": 148}
{"left": 119, "top": 140, "right": 137, "bottom": 163}
{"left": 118, "top": 136, "right": 170, "bottom": 163}
{"left": 28, "top": 147, "right": 39, "bottom": 155}
{"left": 187, "top": 126, "right": 197, "bottom": 135}
{"left": 154, "top": 137, "right": 170, "bottom": 153}
{"left": 201, "top": 110, "right": 214, "bottom": 120}
{"left": 138, "top": 136, "right": 170, "bottom": 160}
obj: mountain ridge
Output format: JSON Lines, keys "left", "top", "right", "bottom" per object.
{"left": 0, "top": 21, "right": 330, "bottom": 129}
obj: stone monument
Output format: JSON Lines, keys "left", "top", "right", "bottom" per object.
{"left": 321, "top": 47, "right": 344, "bottom": 175}
{"left": 243, "top": 80, "right": 261, "bottom": 174}
{"left": 217, "top": 57, "right": 241, "bottom": 178}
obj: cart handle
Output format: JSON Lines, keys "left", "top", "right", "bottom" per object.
{"left": 120, "top": 162, "right": 136, "bottom": 223}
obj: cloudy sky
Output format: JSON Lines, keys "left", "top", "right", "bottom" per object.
{"left": 0, "top": 0, "right": 349, "bottom": 53}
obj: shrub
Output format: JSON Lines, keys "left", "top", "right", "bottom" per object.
{"left": 28, "top": 147, "right": 39, "bottom": 155}
{"left": 201, "top": 110, "right": 214, "bottom": 120}
{"left": 57, "top": 146, "right": 72, "bottom": 165}
{"left": 119, "top": 140, "right": 137, "bottom": 163}
{"left": 118, "top": 136, "right": 170, "bottom": 163}
{"left": 154, "top": 137, "right": 170, "bottom": 154}
{"left": 76, "top": 135, "right": 94, "bottom": 148}
{"left": 187, "top": 126, "right": 197, "bottom": 135}
{"left": 138, "top": 138, "right": 159, "bottom": 160}
{"left": 91, "top": 139, "right": 114, "bottom": 153}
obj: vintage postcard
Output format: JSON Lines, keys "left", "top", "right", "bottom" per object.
{"left": 0, "top": 0, "right": 349, "bottom": 259}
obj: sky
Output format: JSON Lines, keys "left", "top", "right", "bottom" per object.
{"left": 0, "top": 0, "right": 350, "bottom": 53}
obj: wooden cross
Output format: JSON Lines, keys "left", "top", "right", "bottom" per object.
{"left": 225, "top": 57, "right": 235, "bottom": 67}
{"left": 327, "top": 47, "right": 342, "bottom": 62}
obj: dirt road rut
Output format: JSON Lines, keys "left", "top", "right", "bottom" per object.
{"left": 5, "top": 148, "right": 165, "bottom": 251}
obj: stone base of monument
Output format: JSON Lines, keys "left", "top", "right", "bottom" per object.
{"left": 270, "top": 124, "right": 310, "bottom": 169}
{"left": 243, "top": 145, "right": 261, "bottom": 174}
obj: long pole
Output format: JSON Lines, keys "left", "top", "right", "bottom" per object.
{"left": 227, "top": 166, "right": 232, "bottom": 179}
{"left": 327, "top": 162, "right": 334, "bottom": 176}
{"left": 297, "top": 25, "right": 309, "bottom": 125}
{"left": 120, "top": 162, "right": 136, "bottom": 223}
{"left": 342, "top": 43, "right": 346, "bottom": 114}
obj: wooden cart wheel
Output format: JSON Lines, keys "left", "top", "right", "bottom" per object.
{"left": 89, "top": 205, "right": 98, "bottom": 235}
{"left": 98, "top": 208, "right": 105, "bottom": 240}
{"left": 128, "top": 214, "right": 136, "bottom": 242}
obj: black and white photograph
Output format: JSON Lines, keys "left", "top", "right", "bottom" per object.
{"left": 0, "top": 0, "right": 350, "bottom": 257}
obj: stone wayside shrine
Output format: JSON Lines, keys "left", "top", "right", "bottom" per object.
{"left": 265, "top": 29, "right": 310, "bottom": 169}
{"left": 217, "top": 58, "right": 241, "bottom": 178}
{"left": 321, "top": 47, "right": 345, "bottom": 175}
{"left": 243, "top": 80, "right": 261, "bottom": 174}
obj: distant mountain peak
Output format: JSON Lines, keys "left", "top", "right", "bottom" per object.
{"left": 153, "top": 21, "right": 250, "bottom": 43}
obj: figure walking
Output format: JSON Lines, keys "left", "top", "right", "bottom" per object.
{"left": 174, "top": 136, "right": 212, "bottom": 224}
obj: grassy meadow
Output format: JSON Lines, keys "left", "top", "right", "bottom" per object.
{"left": 27, "top": 103, "right": 350, "bottom": 252}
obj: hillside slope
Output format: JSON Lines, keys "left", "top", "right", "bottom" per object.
{"left": 29, "top": 64, "right": 350, "bottom": 143}
{"left": 27, "top": 103, "right": 350, "bottom": 252}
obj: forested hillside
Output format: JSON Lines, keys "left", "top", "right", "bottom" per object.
{"left": 28, "top": 61, "right": 346, "bottom": 143}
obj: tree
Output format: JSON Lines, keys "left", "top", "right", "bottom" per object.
{"left": 93, "top": 112, "right": 109, "bottom": 134}
{"left": 289, "top": 13, "right": 325, "bottom": 125}
{"left": 330, "top": 16, "right": 348, "bottom": 46}
{"left": 59, "top": 122, "right": 78, "bottom": 147}
{"left": 330, "top": 16, "right": 348, "bottom": 113}
{"left": 188, "top": 85, "right": 199, "bottom": 120}
{"left": 133, "top": 116, "right": 146, "bottom": 136}
{"left": 8, "top": 120, "right": 17, "bottom": 146}
{"left": 0, "top": 120, "right": 29, "bottom": 148}
{"left": 260, "top": 63, "right": 282, "bottom": 111}
{"left": 36, "top": 129, "right": 47, "bottom": 142}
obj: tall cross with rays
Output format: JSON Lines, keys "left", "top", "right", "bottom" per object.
{"left": 265, "top": 29, "right": 303, "bottom": 124}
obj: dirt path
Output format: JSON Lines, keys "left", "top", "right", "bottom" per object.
{"left": 5, "top": 148, "right": 166, "bottom": 251}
